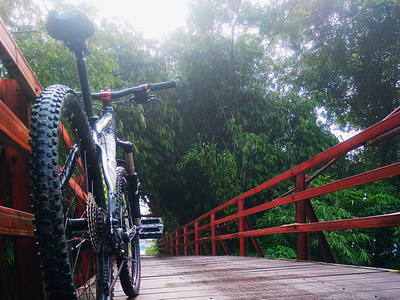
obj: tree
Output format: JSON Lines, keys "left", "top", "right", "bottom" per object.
{"left": 280, "top": 0, "right": 400, "bottom": 130}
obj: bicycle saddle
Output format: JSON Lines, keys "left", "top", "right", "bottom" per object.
{"left": 47, "top": 10, "right": 94, "bottom": 47}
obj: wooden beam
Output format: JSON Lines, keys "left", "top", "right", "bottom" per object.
{"left": 0, "top": 99, "right": 30, "bottom": 154}
{"left": 0, "top": 19, "right": 42, "bottom": 101}
{"left": 208, "top": 162, "right": 400, "bottom": 228}
{"left": 0, "top": 206, "right": 34, "bottom": 237}
{"left": 208, "top": 212, "right": 400, "bottom": 241}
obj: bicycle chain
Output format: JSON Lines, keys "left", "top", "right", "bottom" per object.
{"left": 87, "top": 193, "right": 108, "bottom": 253}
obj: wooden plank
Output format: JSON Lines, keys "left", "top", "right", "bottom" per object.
{"left": 127, "top": 255, "right": 400, "bottom": 299}
{"left": 0, "top": 206, "right": 34, "bottom": 237}
{"left": 0, "top": 19, "right": 42, "bottom": 101}
{"left": 0, "top": 99, "right": 30, "bottom": 153}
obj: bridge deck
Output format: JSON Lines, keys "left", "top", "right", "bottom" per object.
{"left": 114, "top": 255, "right": 400, "bottom": 299}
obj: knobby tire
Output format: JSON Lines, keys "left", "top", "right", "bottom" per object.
{"left": 29, "top": 85, "right": 110, "bottom": 299}
{"left": 116, "top": 167, "right": 141, "bottom": 297}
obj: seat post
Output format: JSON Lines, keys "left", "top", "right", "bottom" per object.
{"left": 74, "top": 48, "right": 96, "bottom": 126}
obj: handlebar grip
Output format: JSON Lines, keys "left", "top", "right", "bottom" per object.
{"left": 148, "top": 81, "right": 176, "bottom": 91}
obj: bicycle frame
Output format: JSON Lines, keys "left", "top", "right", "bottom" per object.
{"left": 30, "top": 10, "right": 168, "bottom": 298}
{"left": 72, "top": 44, "right": 139, "bottom": 250}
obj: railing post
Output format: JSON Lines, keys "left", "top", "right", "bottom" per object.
{"left": 167, "top": 236, "right": 170, "bottom": 255}
{"left": 175, "top": 230, "right": 179, "bottom": 255}
{"left": 1, "top": 79, "right": 43, "bottom": 298}
{"left": 295, "top": 172, "right": 308, "bottom": 260}
{"left": 195, "top": 222, "right": 199, "bottom": 255}
{"left": 211, "top": 213, "right": 217, "bottom": 255}
{"left": 183, "top": 227, "right": 187, "bottom": 255}
{"left": 238, "top": 199, "right": 246, "bottom": 256}
{"left": 170, "top": 233, "right": 173, "bottom": 256}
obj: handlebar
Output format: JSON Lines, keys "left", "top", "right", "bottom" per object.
{"left": 89, "top": 81, "right": 176, "bottom": 101}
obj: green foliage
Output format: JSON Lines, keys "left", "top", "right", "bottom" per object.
{"left": 282, "top": 0, "right": 400, "bottom": 129}
{"left": 0, "top": 239, "right": 19, "bottom": 299}
{"left": 145, "top": 241, "right": 159, "bottom": 255}
{"left": 181, "top": 141, "right": 242, "bottom": 206}
{"left": 309, "top": 176, "right": 399, "bottom": 266}
{"left": 264, "top": 245, "right": 297, "bottom": 260}
{"left": 2, "top": 0, "right": 399, "bottom": 270}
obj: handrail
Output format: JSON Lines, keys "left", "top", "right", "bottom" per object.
{"left": 185, "top": 109, "right": 400, "bottom": 228}
{"left": 160, "top": 108, "right": 400, "bottom": 261}
{"left": 0, "top": 19, "right": 42, "bottom": 100}
{"left": 0, "top": 18, "right": 43, "bottom": 298}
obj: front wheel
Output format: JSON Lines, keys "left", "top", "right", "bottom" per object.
{"left": 116, "top": 167, "right": 141, "bottom": 297}
{"left": 30, "top": 85, "right": 110, "bottom": 299}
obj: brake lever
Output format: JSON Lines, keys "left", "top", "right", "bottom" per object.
{"left": 127, "top": 95, "right": 163, "bottom": 105}
{"left": 147, "top": 96, "right": 164, "bottom": 103}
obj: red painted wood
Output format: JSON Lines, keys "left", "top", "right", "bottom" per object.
{"left": 0, "top": 146, "right": 10, "bottom": 206}
{"left": 0, "top": 19, "right": 42, "bottom": 101}
{"left": 175, "top": 230, "right": 179, "bottom": 256}
{"left": 0, "top": 206, "right": 34, "bottom": 237}
{"left": 0, "top": 94, "right": 30, "bottom": 155}
{"left": 207, "top": 212, "right": 400, "bottom": 241}
{"left": 211, "top": 213, "right": 216, "bottom": 255}
{"left": 183, "top": 227, "right": 188, "bottom": 255}
{"left": 1, "top": 79, "right": 43, "bottom": 299}
{"left": 203, "top": 162, "right": 400, "bottom": 228}
{"left": 305, "top": 199, "right": 336, "bottom": 263}
{"left": 184, "top": 110, "right": 400, "bottom": 229}
{"left": 244, "top": 217, "right": 264, "bottom": 257}
{"left": 215, "top": 225, "right": 232, "bottom": 255}
{"left": 195, "top": 222, "right": 199, "bottom": 255}
{"left": 238, "top": 199, "right": 245, "bottom": 256}
{"left": 295, "top": 173, "right": 308, "bottom": 260}
{"left": 170, "top": 234, "right": 173, "bottom": 255}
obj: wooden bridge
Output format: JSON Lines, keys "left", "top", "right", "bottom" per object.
{"left": 122, "top": 255, "right": 400, "bottom": 299}
{"left": 1, "top": 16, "right": 400, "bottom": 300}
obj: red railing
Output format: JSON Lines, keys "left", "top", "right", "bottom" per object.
{"left": 160, "top": 107, "right": 400, "bottom": 262}
{"left": 0, "top": 19, "right": 43, "bottom": 299}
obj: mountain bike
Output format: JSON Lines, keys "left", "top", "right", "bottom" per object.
{"left": 29, "top": 10, "right": 174, "bottom": 299}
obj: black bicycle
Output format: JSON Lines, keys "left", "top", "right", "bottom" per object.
{"left": 29, "top": 10, "right": 173, "bottom": 299}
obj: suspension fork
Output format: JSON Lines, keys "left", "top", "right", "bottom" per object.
{"left": 118, "top": 140, "right": 141, "bottom": 224}
{"left": 126, "top": 155, "right": 141, "bottom": 225}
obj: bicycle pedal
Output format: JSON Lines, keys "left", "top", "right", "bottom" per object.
{"left": 139, "top": 218, "right": 164, "bottom": 239}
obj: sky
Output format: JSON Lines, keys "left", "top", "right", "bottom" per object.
{"left": 38, "top": 0, "right": 188, "bottom": 39}
{"left": 40, "top": 0, "right": 268, "bottom": 40}
{"left": 84, "top": 0, "right": 189, "bottom": 39}
{"left": 37, "top": 0, "right": 358, "bottom": 142}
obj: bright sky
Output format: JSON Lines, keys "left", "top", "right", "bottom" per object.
{"left": 39, "top": 0, "right": 189, "bottom": 39}
{"left": 40, "top": 0, "right": 267, "bottom": 39}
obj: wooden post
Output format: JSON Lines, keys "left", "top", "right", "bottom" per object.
{"left": 195, "top": 222, "right": 199, "bottom": 255}
{"left": 238, "top": 199, "right": 246, "bottom": 256}
{"left": 211, "top": 213, "right": 217, "bottom": 255}
{"left": 170, "top": 234, "right": 173, "bottom": 256}
{"left": 175, "top": 230, "right": 179, "bottom": 256}
{"left": 1, "top": 79, "right": 43, "bottom": 299}
{"left": 305, "top": 199, "right": 335, "bottom": 263}
{"left": 183, "top": 227, "right": 187, "bottom": 255}
{"left": 295, "top": 173, "right": 308, "bottom": 260}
